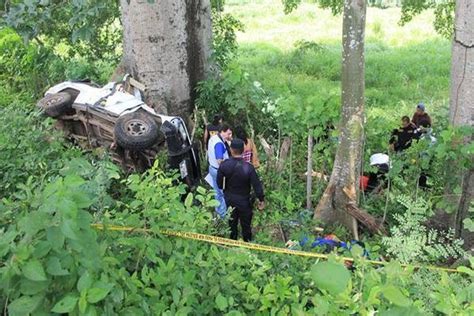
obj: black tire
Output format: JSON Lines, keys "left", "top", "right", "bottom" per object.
{"left": 114, "top": 111, "right": 160, "bottom": 150}
{"left": 37, "top": 92, "right": 73, "bottom": 117}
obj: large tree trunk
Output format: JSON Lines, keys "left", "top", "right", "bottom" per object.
{"left": 314, "top": 0, "right": 367, "bottom": 236}
{"left": 448, "top": 0, "right": 473, "bottom": 249}
{"left": 120, "top": 0, "right": 212, "bottom": 118}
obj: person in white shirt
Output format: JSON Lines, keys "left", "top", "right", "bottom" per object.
{"left": 207, "top": 123, "right": 232, "bottom": 218}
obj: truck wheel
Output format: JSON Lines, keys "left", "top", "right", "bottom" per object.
{"left": 37, "top": 92, "right": 73, "bottom": 117}
{"left": 114, "top": 111, "right": 160, "bottom": 150}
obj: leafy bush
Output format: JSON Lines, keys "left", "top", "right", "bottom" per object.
{"left": 382, "top": 195, "right": 465, "bottom": 264}
{"left": 211, "top": 10, "right": 244, "bottom": 68}
{"left": 3, "top": 0, "right": 121, "bottom": 62}
{"left": 0, "top": 98, "right": 472, "bottom": 314}
{"left": 0, "top": 28, "right": 115, "bottom": 100}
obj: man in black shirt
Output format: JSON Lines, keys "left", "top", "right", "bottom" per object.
{"left": 389, "top": 116, "right": 417, "bottom": 152}
{"left": 217, "top": 138, "right": 265, "bottom": 242}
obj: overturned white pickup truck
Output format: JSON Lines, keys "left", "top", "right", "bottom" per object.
{"left": 37, "top": 75, "right": 201, "bottom": 186}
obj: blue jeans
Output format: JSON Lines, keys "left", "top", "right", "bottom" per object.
{"left": 209, "top": 166, "right": 227, "bottom": 218}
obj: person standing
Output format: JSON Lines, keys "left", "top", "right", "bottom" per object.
{"left": 234, "top": 125, "right": 260, "bottom": 168}
{"left": 217, "top": 138, "right": 265, "bottom": 242}
{"left": 207, "top": 124, "right": 232, "bottom": 218}
{"left": 411, "top": 103, "right": 432, "bottom": 128}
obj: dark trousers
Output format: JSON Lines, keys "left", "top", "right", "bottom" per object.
{"left": 229, "top": 206, "right": 253, "bottom": 242}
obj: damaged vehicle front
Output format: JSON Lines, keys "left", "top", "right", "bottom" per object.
{"left": 37, "top": 75, "right": 201, "bottom": 187}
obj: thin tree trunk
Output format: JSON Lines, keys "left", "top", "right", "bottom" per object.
{"left": 314, "top": 0, "right": 368, "bottom": 236}
{"left": 306, "top": 130, "right": 314, "bottom": 210}
{"left": 448, "top": 0, "right": 474, "bottom": 249}
{"left": 276, "top": 137, "right": 292, "bottom": 172}
{"left": 119, "top": 0, "right": 212, "bottom": 119}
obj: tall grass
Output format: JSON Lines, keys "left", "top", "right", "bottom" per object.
{"left": 226, "top": 0, "right": 450, "bottom": 152}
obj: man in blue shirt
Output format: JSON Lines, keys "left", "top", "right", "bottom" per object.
{"left": 207, "top": 124, "right": 232, "bottom": 218}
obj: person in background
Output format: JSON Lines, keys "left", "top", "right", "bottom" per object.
{"left": 207, "top": 123, "right": 233, "bottom": 218}
{"left": 411, "top": 102, "right": 432, "bottom": 128}
{"left": 233, "top": 125, "right": 260, "bottom": 168}
{"left": 389, "top": 116, "right": 417, "bottom": 152}
{"left": 217, "top": 138, "right": 265, "bottom": 242}
{"left": 204, "top": 114, "right": 223, "bottom": 148}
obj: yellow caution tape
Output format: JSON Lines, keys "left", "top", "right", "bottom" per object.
{"left": 91, "top": 223, "right": 465, "bottom": 274}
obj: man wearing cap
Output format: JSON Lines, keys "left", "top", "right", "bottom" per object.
{"left": 217, "top": 138, "right": 265, "bottom": 242}
{"left": 207, "top": 123, "right": 232, "bottom": 218}
{"left": 411, "top": 102, "right": 432, "bottom": 128}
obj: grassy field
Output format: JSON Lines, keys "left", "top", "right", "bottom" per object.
{"left": 224, "top": 0, "right": 451, "bottom": 153}
{"left": 226, "top": 0, "right": 443, "bottom": 48}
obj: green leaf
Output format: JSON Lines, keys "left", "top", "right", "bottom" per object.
{"left": 46, "top": 257, "right": 69, "bottom": 276}
{"left": 184, "top": 193, "right": 193, "bottom": 208}
{"left": 197, "top": 186, "right": 206, "bottom": 195}
{"left": 19, "top": 279, "right": 49, "bottom": 295}
{"left": 47, "top": 227, "right": 65, "bottom": 249}
{"left": 144, "top": 288, "right": 160, "bottom": 297}
{"left": 8, "top": 295, "right": 42, "bottom": 316}
{"left": 463, "top": 218, "right": 474, "bottom": 232}
{"left": 23, "top": 259, "right": 47, "bottom": 281}
{"left": 78, "top": 271, "right": 93, "bottom": 292}
{"left": 456, "top": 266, "right": 474, "bottom": 276}
{"left": 311, "top": 294, "right": 329, "bottom": 315}
{"left": 32, "top": 241, "right": 51, "bottom": 258}
{"left": 79, "top": 293, "right": 88, "bottom": 314}
{"left": 51, "top": 294, "right": 78, "bottom": 313}
{"left": 379, "top": 306, "right": 423, "bottom": 316}
{"left": 310, "top": 261, "right": 350, "bottom": 296}
{"left": 215, "top": 294, "right": 228, "bottom": 311}
{"left": 61, "top": 219, "right": 78, "bottom": 240}
{"left": 87, "top": 287, "right": 110, "bottom": 303}
{"left": 382, "top": 285, "right": 411, "bottom": 307}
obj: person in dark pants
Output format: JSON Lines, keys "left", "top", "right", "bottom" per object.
{"left": 217, "top": 138, "right": 265, "bottom": 242}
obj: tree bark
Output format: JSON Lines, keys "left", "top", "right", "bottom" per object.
{"left": 448, "top": 0, "right": 474, "bottom": 248}
{"left": 306, "top": 130, "right": 314, "bottom": 210}
{"left": 120, "top": 0, "right": 212, "bottom": 119}
{"left": 314, "top": 0, "right": 367, "bottom": 236}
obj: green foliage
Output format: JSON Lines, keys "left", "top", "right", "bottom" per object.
{"left": 400, "top": 0, "right": 455, "bottom": 38}
{"left": 1, "top": 1, "right": 472, "bottom": 314}
{"left": 282, "top": 0, "right": 343, "bottom": 15}
{"left": 310, "top": 261, "right": 351, "bottom": 295}
{"left": 0, "top": 169, "right": 109, "bottom": 314}
{"left": 0, "top": 108, "right": 81, "bottom": 198}
{"left": 211, "top": 9, "right": 244, "bottom": 68}
{"left": 0, "top": 96, "right": 472, "bottom": 313}
{"left": 281, "top": 0, "right": 454, "bottom": 38}
{"left": 382, "top": 195, "right": 466, "bottom": 264}
{"left": 2, "top": 0, "right": 121, "bottom": 62}
{"left": 196, "top": 62, "right": 278, "bottom": 135}
{"left": 211, "top": 0, "right": 226, "bottom": 11}
{"left": 0, "top": 28, "right": 57, "bottom": 95}
{"left": 0, "top": 28, "right": 115, "bottom": 100}
{"left": 282, "top": 0, "right": 303, "bottom": 14}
